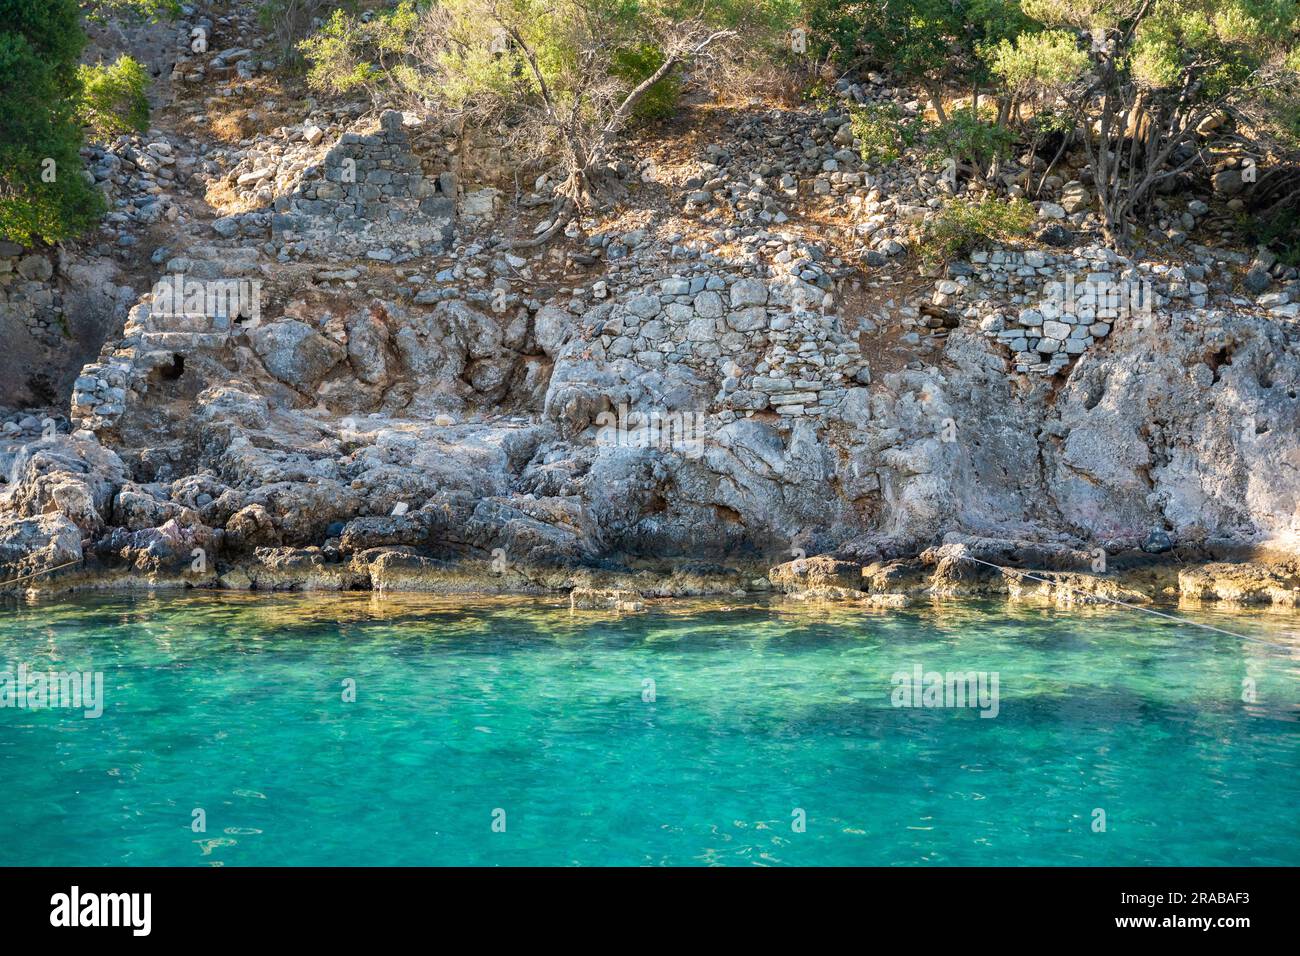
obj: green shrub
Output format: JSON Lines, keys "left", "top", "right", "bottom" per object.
{"left": 77, "top": 55, "right": 150, "bottom": 141}
{"left": 1243, "top": 206, "right": 1300, "bottom": 267}
{"left": 610, "top": 44, "right": 681, "bottom": 124}
{"left": 924, "top": 106, "right": 1015, "bottom": 174}
{"left": 83, "top": 0, "right": 180, "bottom": 23}
{"left": 848, "top": 103, "right": 920, "bottom": 165}
{"left": 0, "top": 0, "right": 106, "bottom": 245}
{"left": 919, "top": 195, "right": 1035, "bottom": 263}
{"left": 298, "top": 5, "right": 400, "bottom": 100}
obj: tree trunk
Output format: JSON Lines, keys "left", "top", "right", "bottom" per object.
{"left": 493, "top": 196, "right": 577, "bottom": 250}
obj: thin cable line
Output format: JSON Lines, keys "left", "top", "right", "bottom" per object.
{"left": 956, "top": 553, "right": 1299, "bottom": 650}
{"left": 0, "top": 558, "right": 83, "bottom": 589}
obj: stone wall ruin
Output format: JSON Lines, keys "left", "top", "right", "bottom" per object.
{"left": 271, "top": 110, "right": 455, "bottom": 261}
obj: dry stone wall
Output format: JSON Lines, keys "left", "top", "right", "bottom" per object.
{"left": 269, "top": 111, "right": 454, "bottom": 262}
{"left": 0, "top": 247, "right": 64, "bottom": 348}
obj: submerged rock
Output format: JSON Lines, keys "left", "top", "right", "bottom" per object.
{"left": 569, "top": 587, "right": 644, "bottom": 611}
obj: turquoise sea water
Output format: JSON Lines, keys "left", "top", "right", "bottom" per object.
{"left": 0, "top": 592, "right": 1296, "bottom": 867}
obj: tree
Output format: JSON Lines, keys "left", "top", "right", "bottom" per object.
{"left": 300, "top": 0, "right": 785, "bottom": 245}
{"left": 257, "top": 0, "right": 331, "bottom": 65}
{"left": 807, "top": 0, "right": 962, "bottom": 120}
{"left": 0, "top": 0, "right": 105, "bottom": 245}
{"left": 982, "top": 27, "right": 1090, "bottom": 192}
{"left": 1025, "top": 0, "right": 1300, "bottom": 245}
{"left": 807, "top": 0, "right": 1037, "bottom": 123}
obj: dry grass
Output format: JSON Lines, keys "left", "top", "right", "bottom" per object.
{"left": 203, "top": 177, "right": 261, "bottom": 216}
{"left": 167, "top": 70, "right": 311, "bottom": 145}
{"left": 711, "top": 57, "right": 825, "bottom": 110}
{"left": 208, "top": 110, "right": 258, "bottom": 143}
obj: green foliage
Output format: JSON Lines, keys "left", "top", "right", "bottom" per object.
{"left": 1021, "top": 0, "right": 1300, "bottom": 242}
{"left": 982, "top": 28, "right": 1088, "bottom": 97}
{"left": 1023, "top": 0, "right": 1300, "bottom": 96}
{"left": 77, "top": 55, "right": 150, "bottom": 141}
{"left": 1028, "top": 106, "right": 1073, "bottom": 139}
{"left": 852, "top": 0, "right": 959, "bottom": 82}
{"left": 805, "top": 0, "right": 953, "bottom": 74}
{"left": 919, "top": 195, "right": 1034, "bottom": 262}
{"left": 0, "top": 0, "right": 105, "bottom": 244}
{"left": 297, "top": 0, "right": 792, "bottom": 184}
{"left": 963, "top": 0, "right": 1039, "bottom": 50}
{"left": 801, "top": 79, "right": 830, "bottom": 104}
{"left": 298, "top": 1, "right": 436, "bottom": 101}
{"left": 848, "top": 102, "right": 920, "bottom": 165}
{"left": 801, "top": 0, "right": 865, "bottom": 63}
{"left": 82, "top": 0, "right": 181, "bottom": 23}
{"left": 1243, "top": 207, "right": 1300, "bottom": 266}
{"left": 807, "top": 0, "right": 1036, "bottom": 90}
{"left": 298, "top": 6, "right": 391, "bottom": 98}
{"left": 610, "top": 44, "right": 682, "bottom": 123}
{"left": 924, "top": 106, "right": 1015, "bottom": 171}
{"left": 1125, "top": 0, "right": 1295, "bottom": 96}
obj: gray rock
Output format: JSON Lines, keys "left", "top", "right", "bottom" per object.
{"left": 17, "top": 255, "right": 52, "bottom": 282}
{"left": 726, "top": 307, "right": 768, "bottom": 332}
{"left": 1244, "top": 268, "right": 1272, "bottom": 294}
{"left": 250, "top": 320, "right": 346, "bottom": 387}
{"left": 1142, "top": 529, "right": 1174, "bottom": 554}
{"left": 533, "top": 304, "right": 572, "bottom": 358}
{"left": 730, "top": 278, "right": 768, "bottom": 308}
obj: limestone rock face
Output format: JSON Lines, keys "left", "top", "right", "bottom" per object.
{"left": 8, "top": 33, "right": 1297, "bottom": 603}
{"left": 1051, "top": 310, "right": 1300, "bottom": 550}
{"left": 339, "top": 513, "right": 433, "bottom": 552}
{"left": 345, "top": 309, "right": 391, "bottom": 385}
{"left": 0, "top": 513, "right": 83, "bottom": 581}
{"left": 533, "top": 304, "right": 573, "bottom": 358}
{"left": 1, "top": 435, "right": 129, "bottom": 536}
{"left": 2, "top": 83, "right": 1297, "bottom": 601}
{"left": 7, "top": 285, "right": 1300, "bottom": 599}
{"left": 6, "top": 273, "right": 1300, "bottom": 601}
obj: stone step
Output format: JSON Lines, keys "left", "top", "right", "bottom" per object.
{"left": 140, "top": 331, "right": 230, "bottom": 350}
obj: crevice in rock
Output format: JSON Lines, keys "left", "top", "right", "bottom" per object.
{"left": 161, "top": 353, "right": 185, "bottom": 381}
{"left": 1207, "top": 344, "right": 1235, "bottom": 382}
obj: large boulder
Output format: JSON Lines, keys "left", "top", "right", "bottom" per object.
{"left": 225, "top": 503, "right": 281, "bottom": 549}
{"left": 338, "top": 513, "right": 433, "bottom": 552}
{"left": 346, "top": 308, "right": 391, "bottom": 385}
{"left": 250, "top": 319, "right": 346, "bottom": 388}
{"left": 533, "top": 304, "right": 573, "bottom": 358}
{"left": 2, "top": 435, "right": 129, "bottom": 536}
{"left": 0, "top": 514, "right": 83, "bottom": 586}
{"left": 112, "top": 482, "right": 188, "bottom": 530}
{"left": 768, "top": 555, "right": 864, "bottom": 593}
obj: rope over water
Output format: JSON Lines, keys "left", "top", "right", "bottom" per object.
{"left": 956, "top": 553, "right": 1298, "bottom": 651}
{"left": 0, "top": 558, "right": 84, "bottom": 589}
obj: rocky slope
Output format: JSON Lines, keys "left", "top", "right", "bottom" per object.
{"left": 2, "top": 2, "right": 1298, "bottom": 607}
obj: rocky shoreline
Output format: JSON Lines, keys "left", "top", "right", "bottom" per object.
{"left": 4, "top": 519, "right": 1297, "bottom": 614}
{"left": 5, "top": 8, "right": 1300, "bottom": 615}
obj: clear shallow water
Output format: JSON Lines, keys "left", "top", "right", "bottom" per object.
{"left": 0, "top": 592, "right": 1297, "bottom": 867}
